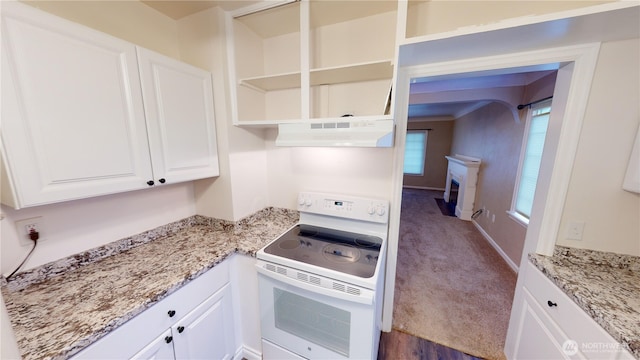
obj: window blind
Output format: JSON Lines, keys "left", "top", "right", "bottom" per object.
{"left": 404, "top": 131, "right": 427, "bottom": 175}
{"left": 515, "top": 102, "right": 551, "bottom": 218}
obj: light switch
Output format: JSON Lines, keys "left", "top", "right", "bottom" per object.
{"left": 567, "top": 221, "right": 585, "bottom": 240}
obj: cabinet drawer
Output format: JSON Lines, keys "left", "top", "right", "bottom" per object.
{"left": 73, "top": 259, "right": 230, "bottom": 359}
{"left": 523, "top": 262, "right": 628, "bottom": 359}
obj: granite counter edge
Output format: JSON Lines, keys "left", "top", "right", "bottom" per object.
{"left": 528, "top": 252, "right": 638, "bottom": 358}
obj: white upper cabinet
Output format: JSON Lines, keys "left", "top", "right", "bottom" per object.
{"left": 1, "top": 2, "right": 152, "bottom": 208}
{"left": 0, "top": 2, "right": 219, "bottom": 209}
{"left": 227, "top": 0, "right": 397, "bottom": 126}
{"left": 137, "top": 47, "right": 220, "bottom": 184}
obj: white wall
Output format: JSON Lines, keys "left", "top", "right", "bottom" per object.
{"left": 180, "top": 7, "right": 271, "bottom": 222}
{"left": 0, "top": 185, "right": 195, "bottom": 274}
{"left": 556, "top": 38, "right": 640, "bottom": 256}
{"left": 264, "top": 129, "right": 395, "bottom": 209}
{"left": 0, "top": 1, "right": 198, "bottom": 276}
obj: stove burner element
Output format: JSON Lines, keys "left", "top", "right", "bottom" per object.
{"left": 322, "top": 244, "right": 360, "bottom": 263}
{"left": 278, "top": 239, "right": 300, "bottom": 250}
{"left": 263, "top": 224, "right": 382, "bottom": 278}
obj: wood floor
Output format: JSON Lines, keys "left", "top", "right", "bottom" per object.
{"left": 378, "top": 329, "right": 483, "bottom": 360}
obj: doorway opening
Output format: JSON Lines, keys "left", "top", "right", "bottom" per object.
{"left": 383, "top": 43, "right": 602, "bottom": 339}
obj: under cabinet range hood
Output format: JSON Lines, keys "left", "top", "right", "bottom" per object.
{"left": 275, "top": 119, "right": 395, "bottom": 147}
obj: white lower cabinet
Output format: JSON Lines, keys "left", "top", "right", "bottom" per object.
{"left": 171, "top": 284, "right": 234, "bottom": 360}
{"left": 132, "top": 329, "right": 175, "bottom": 360}
{"left": 73, "top": 260, "right": 235, "bottom": 360}
{"left": 506, "top": 262, "right": 634, "bottom": 360}
{"left": 132, "top": 284, "right": 235, "bottom": 360}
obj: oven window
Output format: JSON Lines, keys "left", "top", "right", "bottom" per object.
{"left": 274, "top": 288, "right": 351, "bottom": 357}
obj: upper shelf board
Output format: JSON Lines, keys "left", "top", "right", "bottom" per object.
{"left": 310, "top": 60, "right": 394, "bottom": 86}
{"left": 234, "top": 1, "right": 300, "bottom": 39}
{"left": 239, "top": 60, "right": 393, "bottom": 91}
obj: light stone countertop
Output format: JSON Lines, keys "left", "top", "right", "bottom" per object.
{"left": 529, "top": 246, "right": 640, "bottom": 359}
{"left": 1, "top": 207, "right": 299, "bottom": 360}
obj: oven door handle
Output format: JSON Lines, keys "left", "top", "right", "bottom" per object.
{"left": 256, "top": 265, "right": 374, "bottom": 305}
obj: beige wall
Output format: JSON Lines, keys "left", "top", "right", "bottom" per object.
{"left": 451, "top": 102, "right": 527, "bottom": 266}
{"left": 177, "top": 7, "right": 272, "bottom": 221}
{"left": 557, "top": 38, "right": 640, "bottom": 256}
{"left": 23, "top": 0, "right": 180, "bottom": 58}
{"left": 403, "top": 119, "right": 454, "bottom": 189}
{"left": 0, "top": 1, "right": 196, "bottom": 276}
{"left": 406, "top": 0, "right": 611, "bottom": 38}
{"left": 448, "top": 72, "right": 557, "bottom": 267}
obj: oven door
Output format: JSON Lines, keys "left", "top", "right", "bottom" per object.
{"left": 256, "top": 262, "right": 378, "bottom": 360}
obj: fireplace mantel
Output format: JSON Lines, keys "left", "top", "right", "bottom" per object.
{"left": 444, "top": 155, "right": 481, "bottom": 221}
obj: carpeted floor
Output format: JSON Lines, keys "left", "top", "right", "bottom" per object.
{"left": 392, "top": 189, "right": 517, "bottom": 360}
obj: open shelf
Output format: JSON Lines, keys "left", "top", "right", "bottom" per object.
{"left": 228, "top": 0, "right": 398, "bottom": 125}
{"left": 310, "top": 60, "right": 393, "bottom": 86}
{"left": 240, "top": 71, "right": 301, "bottom": 91}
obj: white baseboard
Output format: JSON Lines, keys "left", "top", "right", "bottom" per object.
{"left": 471, "top": 220, "right": 519, "bottom": 273}
{"left": 234, "top": 345, "right": 261, "bottom": 360}
{"left": 402, "top": 185, "right": 446, "bottom": 191}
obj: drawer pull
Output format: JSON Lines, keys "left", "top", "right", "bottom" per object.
{"left": 177, "top": 326, "right": 185, "bottom": 333}
{"left": 168, "top": 310, "right": 176, "bottom": 317}
{"left": 547, "top": 300, "right": 558, "bottom": 307}
{"left": 165, "top": 336, "right": 173, "bottom": 344}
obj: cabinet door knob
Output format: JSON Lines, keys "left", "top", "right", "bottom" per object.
{"left": 177, "top": 326, "right": 185, "bottom": 333}
{"left": 147, "top": 180, "right": 155, "bottom": 186}
{"left": 168, "top": 310, "right": 176, "bottom": 317}
{"left": 158, "top": 178, "right": 166, "bottom": 184}
{"left": 547, "top": 300, "right": 558, "bottom": 307}
{"left": 165, "top": 336, "right": 173, "bottom": 344}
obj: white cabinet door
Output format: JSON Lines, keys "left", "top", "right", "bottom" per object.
{"left": 172, "top": 284, "right": 235, "bottom": 360}
{"left": 131, "top": 329, "right": 175, "bottom": 360}
{"left": 0, "top": 2, "right": 153, "bottom": 209}
{"left": 512, "top": 290, "right": 572, "bottom": 360}
{"left": 137, "top": 47, "right": 219, "bottom": 185}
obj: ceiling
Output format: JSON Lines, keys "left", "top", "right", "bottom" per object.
{"left": 141, "top": 0, "right": 259, "bottom": 19}
{"left": 408, "top": 70, "right": 556, "bottom": 119}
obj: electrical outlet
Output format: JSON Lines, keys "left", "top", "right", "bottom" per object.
{"left": 15, "top": 217, "right": 45, "bottom": 246}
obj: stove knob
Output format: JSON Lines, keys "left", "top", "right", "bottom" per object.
{"left": 305, "top": 199, "right": 313, "bottom": 207}
{"left": 376, "top": 206, "right": 386, "bottom": 216}
{"left": 366, "top": 254, "right": 373, "bottom": 262}
{"left": 367, "top": 206, "right": 375, "bottom": 215}
{"left": 298, "top": 197, "right": 306, "bottom": 206}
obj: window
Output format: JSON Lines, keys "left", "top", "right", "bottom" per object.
{"left": 509, "top": 100, "right": 552, "bottom": 226}
{"left": 404, "top": 131, "right": 427, "bottom": 175}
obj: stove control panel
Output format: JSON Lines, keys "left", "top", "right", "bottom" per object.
{"left": 297, "top": 192, "right": 389, "bottom": 224}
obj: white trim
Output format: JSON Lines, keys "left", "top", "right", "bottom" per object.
{"left": 506, "top": 210, "right": 528, "bottom": 229}
{"left": 229, "top": 0, "right": 296, "bottom": 18}
{"left": 402, "top": 185, "right": 446, "bottom": 191}
{"left": 510, "top": 105, "right": 532, "bottom": 218}
{"left": 471, "top": 220, "right": 519, "bottom": 273}
{"left": 509, "top": 98, "right": 552, "bottom": 221}
{"left": 382, "top": 66, "right": 411, "bottom": 332}
{"left": 233, "top": 345, "right": 262, "bottom": 360}
{"left": 384, "top": 42, "right": 601, "bottom": 332}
